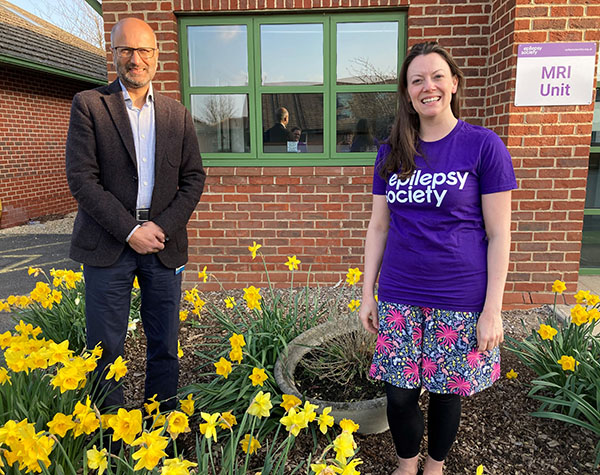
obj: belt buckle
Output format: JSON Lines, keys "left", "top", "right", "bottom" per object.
{"left": 135, "top": 208, "right": 149, "bottom": 222}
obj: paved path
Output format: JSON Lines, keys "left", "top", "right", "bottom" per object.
{"left": 0, "top": 233, "right": 78, "bottom": 334}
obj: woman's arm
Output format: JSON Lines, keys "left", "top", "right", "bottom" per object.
{"left": 359, "top": 195, "right": 390, "bottom": 334}
{"left": 477, "top": 190, "right": 512, "bottom": 352}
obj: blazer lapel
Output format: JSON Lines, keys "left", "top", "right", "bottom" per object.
{"left": 102, "top": 80, "right": 137, "bottom": 166}
{"left": 153, "top": 92, "right": 170, "bottom": 175}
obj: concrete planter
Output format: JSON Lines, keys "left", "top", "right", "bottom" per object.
{"left": 274, "top": 317, "right": 388, "bottom": 435}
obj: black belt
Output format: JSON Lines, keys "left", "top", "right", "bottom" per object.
{"left": 135, "top": 208, "right": 150, "bottom": 222}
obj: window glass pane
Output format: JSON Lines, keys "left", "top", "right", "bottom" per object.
{"left": 337, "top": 22, "right": 398, "bottom": 85}
{"left": 336, "top": 92, "right": 396, "bottom": 152}
{"left": 262, "top": 94, "right": 323, "bottom": 153}
{"left": 592, "top": 88, "right": 600, "bottom": 146}
{"left": 585, "top": 153, "right": 600, "bottom": 208}
{"left": 188, "top": 25, "right": 248, "bottom": 87}
{"left": 260, "top": 24, "right": 323, "bottom": 86}
{"left": 581, "top": 214, "right": 600, "bottom": 268}
{"left": 191, "top": 95, "right": 250, "bottom": 153}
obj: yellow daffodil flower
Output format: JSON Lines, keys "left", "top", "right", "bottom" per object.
{"left": 248, "top": 391, "right": 272, "bottom": 419}
{"left": 0, "top": 367, "right": 11, "bottom": 386}
{"left": 337, "top": 457, "right": 363, "bottom": 475}
{"left": 557, "top": 355, "right": 579, "bottom": 371}
{"left": 551, "top": 280, "right": 566, "bottom": 294}
{"left": 161, "top": 458, "right": 198, "bottom": 475}
{"left": 198, "top": 266, "right": 208, "bottom": 283}
{"left": 214, "top": 357, "right": 232, "bottom": 379}
{"left": 219, "top": 411, "right": 237, "bottom": 429}
{"left": 571, "top": 304, "right": 589, "bottom": 326}
{"left": 106, "top": 356, "right": 128, "bottom": 382}
{"left": 317, "top": 407, "right": 335, "bottom": 434}
{"left": 87, "top": 445, "right": 108, "bottom": 475}
{"left": 28, "top": 266, "right": 42, "bottom": 277}
{"left": 281, "top": 394, "right": 302, "bottom": 412}
{"left": 199, "top": 412, "right": 220, "bottom": 442}
{"left": 587, "top": 294, "right": 600, "bottom": 307}
{"left": 299, "top": 400, "right": 319, "bottom": 423}
{"left": 574, "top": 289, "right": 591, "bottom": 304}
{"left": 180, "top": 394, "right": 195, "bottom": 416}
{"left": 243, "top": 286, "right": 262, "bottom": 311}
{"left": 506, "top": 369, "right": 518, "bottom": 379}
{"left": 280, "top": 407, "right": 309, "bottom": 436}
{"left": 285, "top": 255, "right": 301, "bottom": 271}
{"left": 249, "top": 367, "right": 268, "bottom": 386}
{"left": 229, "top": 346, "right": 243, "bottom": 364}
{"left": 333, "top": 431, "right": 356, "bottom": 463}
{"left": 588, "top": 308, "right": 600, "bottom": 321}
{"left": 476, "top": 464, "right": 484, "bottom": 475}
{"left": 240, "top": 433, "right": 261, "bottom": 454}
{"left": 348, "top": 299, "right": 360, "bottom": 312}
{"left": 110, "top": 408, "right": 143, "bottom": 445}
{"left": 225, "top": 296, "right": 236, "bottom": 308}
{"left": 179, "top": 310, "right": 189, "bottom": 322}
{"left": 144, "top": 394, "right": 160, "bottom": 416}
{"left": 537, "top": 324, "right": 558, "bottom": 340}
{"left": 345, "top": 268, "right": 363, "bottom": 286}
{"left": 47, "top": 412, "right": 75, "bottom": 438}
{"left": 178, "top": 340, "right": 183, "bottom": 358}
{"left": 131, "top": 429, "right": 169, "bottom": 471}
{"left": 339, "top": 418, "right": 359, "bottom": 434}
{"left": 248, "top": 241, "right": 262, "bottom": 259}
{"left": 229, "top": 333, "right": 246, "bottom": 348}
{"left": 167, "top": 411, "right": 190, "bottom": 439}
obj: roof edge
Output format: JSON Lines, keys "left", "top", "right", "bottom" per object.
{"left": 0, "top": 54, "right": 107, "bottom": 85}
{"left": 84, "top": 0, "right": 102, "bottom": 16}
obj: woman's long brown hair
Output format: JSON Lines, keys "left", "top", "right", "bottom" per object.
{"left": 378, "top": 42, "right": 465, "bottom": 180}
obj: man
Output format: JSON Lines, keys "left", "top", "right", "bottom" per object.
{"left": 65, "top": 17, "right": 205, "bottom": 411}
{"left": 263, "top": 106, "right": 293, "bottom": 151}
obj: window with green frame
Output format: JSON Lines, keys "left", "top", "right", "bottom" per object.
{"left": 179, "top": 13, "right": 407, "bottom": 166}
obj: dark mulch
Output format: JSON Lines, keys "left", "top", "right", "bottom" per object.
{"left": 123, "top": 303, "right": 600, "bottom": 474}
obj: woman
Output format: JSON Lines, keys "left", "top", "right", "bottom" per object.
{"left": 359, "top": 42, "right": 517, "bottom": 475}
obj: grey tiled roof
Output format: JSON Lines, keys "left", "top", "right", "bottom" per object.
{"left": 0, "top": 0, "right": 106, "bottom": 83}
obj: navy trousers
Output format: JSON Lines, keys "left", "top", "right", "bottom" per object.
{"left": 84, "top": 247, "right": 181, "bottom": 411}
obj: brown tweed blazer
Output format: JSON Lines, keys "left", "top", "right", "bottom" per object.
{"left": 65, "top": 80, "right": 205, "bottom": 268}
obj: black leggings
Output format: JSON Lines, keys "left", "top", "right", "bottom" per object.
{"left": 385, "top": 384, "right": 461, "bottom": 462}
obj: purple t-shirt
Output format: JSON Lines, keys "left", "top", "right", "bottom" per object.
{"left": 373, "top": 120, "right": 517, "bottom": 312}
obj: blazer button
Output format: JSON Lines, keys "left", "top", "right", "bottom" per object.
{"left": 133, "top": 176, "right": 138, "bottom": 181}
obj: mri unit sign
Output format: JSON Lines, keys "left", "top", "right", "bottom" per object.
{"left": 514, "top": 42, "right": 596, "bottom": 106}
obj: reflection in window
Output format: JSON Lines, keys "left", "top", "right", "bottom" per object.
{"left": 191, "top": 95, "right": 250, "bottom": 153}
{"left": 260, "top": 24, "right": 323, "bottom": 86}
{"left": 188, "top": 25, "right": 248, "bottom": 87}
{"left": 592, "top": 88, "right": 600, "bottom": 146}
{"left": 337, "top": 22, "right": 398, "bottom": 85}
{"left": 581, "top": 215, "right": 600, "bottom": 268}
{"left": 262, "top": 94, "right": 323, "bottom": 153}
{"left": 336, "top": 92, "right": 396, "bottom": 153}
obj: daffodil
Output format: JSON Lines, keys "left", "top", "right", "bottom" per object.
{"left": 0, "top": 367, "right": 11, "bottom": 386}
{"left": 47, "top": 412, "right": 75, "bottom": 437}
{"left": 161, "top": 458, "right": 198, "bottom": 475}
{"left": 179, "top": 310, "right": 189, "bottom": 321}
{"left": 109, "top": 408, "right": 143, "bottom": 445}
{"left": 537, "top": 324, "right": 558, "bottom": 340}
{"left": 243, "top": 286, "right": 262, "bottom": 311}
{"left": 280, "top": 407, "right": 309, "bottom": 436}
{"left": 219, "top": 411, "right": 237, "bottom": 429}
{"left": 180, "top": 393, "right": 195, "bottom": 416}
{"left": 476, "top": 465, "right": 484, "bottom": 475}
{"left": 225, "top": 296, "right": 236, "bottom": 308}
{"left": 229, "top": 346, "right": 243, "bottom": 363}
{"left": 131, "top": 429, "right": 169, "bottom": 471}
{"left": 346, "top": 268, "right": 363, "bottom": 286}
{"left": 299, "top": 400, "right": 319, "bottom": 423}
{"left": 144, "top": 394, "right": 160, "bottom": 415}
{"left": 133, "top": 276, "right": 140, "bottom": 289}
{"left": 178, "top": 340, "right": 183, "bottom": 358}
{"left": 285, "top": 255, "right": 301, "bottom": 271}
{"left": 574, "top": 290, "right": 591, "bottom": 304}
{"left": 589, "top": 308, "right": 600, "bottom": 321}
{"left": 167, "top": 411, "right": 190, "bottom": 439}
{"left": 333, "top": 431, "right": 356, "bottom": 463}
{"left": 28, "top": 266, "right": 42, "bottom": 277}
{"left": 214, "top": 357, "right": 232, "bottom": 379}
{"left": 558, "top": 355, "right": 579, "bottom": 371}
{"left": 280, "top": 394, "right": 302, "bottom": 412}
{"left": 106, "top": 355, "right": 128, "bottom": 381}
{"left": 587, "top": 294, "right": 600, "bottom": 307}
{"left": 348, "top": 299, "right": 360, "bottom": 312}
{"left": 240, "top": 434, "right": 261, "bottom": 454}
{"left": 199, "top": 412, "right": 220, "bottom": 442}
{"left": 87, "top": 446, "right": 108, "bottom": 475}
{"left": 571, "top": 304, "right": 589, "bottom": 326}
{"left": 317, "top": 407, "right": 335, "bottom": 434}
{"left": 248, "top": 241, "right": 262, "bottom": 259}
{"left": 339, "top": 418, "right": 359, "bottom": 434}
{"left": 248, "top": 391, "right": 272, "bottom": 419}
{"left": 198, "top": 266, "right": 208, "bottom": 283}
{"left": 506, "top": 369, "right": 518, "bottom": 379}
{"left": 229, "top": 333, "right": 246, "bottom": 348}
{"left": 249, "top": 367, "right": 268, "bottom": 386}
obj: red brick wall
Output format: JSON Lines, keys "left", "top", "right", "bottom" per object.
{"left": 101, "top": 0, "right": 599, "bottom": 307}
{"left": 0, "top": 65, "right": 81, "bottom": 228}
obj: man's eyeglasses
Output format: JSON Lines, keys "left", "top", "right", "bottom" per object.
{"left": 113, "top": 47, "right": 157, "bottom": 59}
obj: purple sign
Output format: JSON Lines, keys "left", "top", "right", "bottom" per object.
{"left": 518, "top": 42, "right": 596, "bottom": 58}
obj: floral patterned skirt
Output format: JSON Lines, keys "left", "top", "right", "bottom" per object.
{"left": 369, "top": 301, "right": 501, "bottom": 396}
